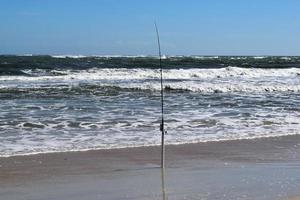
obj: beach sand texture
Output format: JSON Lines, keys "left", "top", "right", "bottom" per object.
{"left": 1, "top": 135, "right": 300, "bottom": 200}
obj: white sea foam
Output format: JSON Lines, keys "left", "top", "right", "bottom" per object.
{"left": 1, "top": 67, "right": 300, "bottom": 93}
{"left": 51, "top": 55, "right": 156, "bottom": 59}
{"left": 2, "top": 66, "right": 300, "bottom": 80}
{"left": 281, "top": 57, "right": 292, "bottom": 60}
{"left": 192, "top": 56, "right": 219, "bottom": 59}
{"left": 51, "top": 55, "right": 87, "bottom": 59}
{"left": 253, "top": 56, "right": 266, "bottom": 59}
{"left": 1, "top": 66, "right": 300, "bottom": 157}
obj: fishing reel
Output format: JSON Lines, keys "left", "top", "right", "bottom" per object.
{"left": 160, "top": 123, "right": 167, "bottom": 134}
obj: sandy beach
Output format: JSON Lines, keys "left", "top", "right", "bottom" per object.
{"left": 2, "top": 1, "right": 300, "bottom": 199}
{"left": 288, "top": 197, "right": 300, "bottom": 200}
{"left": 0, "top": 135, "right": 300, "bottom": 200}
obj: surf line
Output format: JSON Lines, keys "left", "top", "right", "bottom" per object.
{"left": 155, "top": 22, "right": 166, "bottom": 169}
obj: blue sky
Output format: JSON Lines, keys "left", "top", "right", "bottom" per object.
{"left": 1, "top": 0, "right": 300, "bottom": 55}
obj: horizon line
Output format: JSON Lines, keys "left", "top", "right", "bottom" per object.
{"left": 1, "top": 54, "right": 300, "bottom": 57}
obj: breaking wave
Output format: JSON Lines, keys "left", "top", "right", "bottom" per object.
{"left": 1, "top": 56, "right": 300, "bottom": 157}
{"left": 1, "top": 67, "right": 300, "bottom": 94}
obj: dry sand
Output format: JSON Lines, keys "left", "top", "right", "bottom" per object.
{"left": 1, "top": 135, "right": 300, "bottom": 200}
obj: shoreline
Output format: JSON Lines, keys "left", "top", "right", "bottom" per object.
{"left": 2, "top": 133, "right": 300, "bottom": 159}
{"left": 1, "top": 135, "right": 300, "bottom": 199}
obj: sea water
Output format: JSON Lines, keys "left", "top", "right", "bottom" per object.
{"left": 1, "top": 55, "right": 300, "bottom": 157}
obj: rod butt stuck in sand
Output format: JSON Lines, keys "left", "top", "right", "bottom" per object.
{"left": 155, "top": 22, "right": 166, "bottom": 169}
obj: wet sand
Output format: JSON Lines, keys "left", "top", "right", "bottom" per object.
{"left": 1, "top": 135, "right": 300, "bottom": 200}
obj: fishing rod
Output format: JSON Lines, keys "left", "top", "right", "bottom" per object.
{"left": 155, "top": 22, "right": 166, "bottom": 169}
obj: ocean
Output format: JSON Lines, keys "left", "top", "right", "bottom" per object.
{"left": 1, "top": 55, "right": 300, "bottom": 157}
